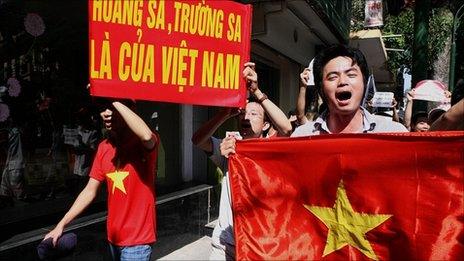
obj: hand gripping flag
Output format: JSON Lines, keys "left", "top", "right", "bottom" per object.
{"left": 229, "top": 131, "right": 464, "bottom": 260}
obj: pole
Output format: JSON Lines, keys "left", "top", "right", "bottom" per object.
{"left": 448, "top": 4, "right": 464, "bottom": 92}
{"left": 411, "top": 0, "right": 431, "bottom": 89}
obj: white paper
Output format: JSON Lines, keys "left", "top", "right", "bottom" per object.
{"left": 371, "top": 92, "right": 394, "bottom": 108}
{"left": 225, "top": 131, "right": 242, "bottom": 140}
{"left": 307, "top": 58, "right": 315, "bottom": 86}
{"left": 414, "top": 84, "right": 446, "bottom": 102}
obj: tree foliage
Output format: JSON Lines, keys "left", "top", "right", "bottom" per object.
{"left": 382, "top": 9, "right": 415, "bottom": 72}
{"left": 350, "top": 0, "right": 453, "bottom": 78}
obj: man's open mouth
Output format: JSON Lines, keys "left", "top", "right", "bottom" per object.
{"left": 336, "top": 91, "right": 352, "bottom": 101}
{"left": 240, "top": 120, "right": 251, "bottom": 129}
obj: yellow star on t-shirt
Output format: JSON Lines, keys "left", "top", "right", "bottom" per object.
{"left": 106, "top": 171, "right": 129, "bottom": 194}
{"left": 304, "top": 181, "right": 392, "bottom": 260}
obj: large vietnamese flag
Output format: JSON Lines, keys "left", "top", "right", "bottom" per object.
{"left": 229, "top": 132, "right": 464, "bottom": 260}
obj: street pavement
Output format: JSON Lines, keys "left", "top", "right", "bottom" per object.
{"left": 158, "top": 236, "right": 212, "bottom": 260}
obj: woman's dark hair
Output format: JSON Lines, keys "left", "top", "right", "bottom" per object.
{"left": 313, "top": 44, "right": 369, "bottom": 103}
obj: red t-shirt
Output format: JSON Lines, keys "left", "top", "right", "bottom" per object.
{"left": 90, "top": 135, "right": 158, "bottom": 246}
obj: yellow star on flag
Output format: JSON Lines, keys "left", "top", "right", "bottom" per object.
{"left": 106, "top": 171, "right": 129, "bottom": 194}
{"left": 304, "top": 181, "right": 392, "bottom": 260}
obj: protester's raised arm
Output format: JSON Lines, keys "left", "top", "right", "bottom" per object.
{"left": 404, "top": 89, "right": 415, "bottom": 131}
{"left": 296, "top": 86, "right": 308, "bottom": 125}
{"left": 296, "top": 68, "right": 313, "bottom": 126}
{"left": 192, "top": 108, "right": 240, "bottom": 153}
{"left": 430, "top": 99, "right": 464, "bottom": 131}
{"left": 44, "top": 178, "right": 100, "bottom": 246}
{"left": 391, "top": 98, "right": 400, "bottom": 123}
{"left": 243, "top": 62, "right": 292, "bottom": 136}
{"left": 112, "top": 101, "right": 157, "bottom": 150}
{"left": 254, "top": 89, "right": 292, "bottom": 136}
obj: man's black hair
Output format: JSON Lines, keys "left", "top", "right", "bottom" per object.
{"left": 247, "top": 96, "right": 270, "bottom": 123}
{"left": 313, "top": 44, "right": 369, "bottom": 104}
{"left": 287, "top": 109, "right": 296, "bottom": 118}
{"left": 247, "top": 96, "right": 260, "bottom": 104}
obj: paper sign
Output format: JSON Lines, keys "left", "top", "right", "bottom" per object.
{"left": 371, "top": 92, "right": 393, "bottom": 107}
{"left": 413, "top": 80, "right": 447, "bottom": 102}
{"left": 364, "top": 0, "right": 383, "bottom": 27}
{"left": 307, "top": 58, "right": 315, "bottom": 86}
{"left": 63, "top": 126, "right": 79, "bottom": 146}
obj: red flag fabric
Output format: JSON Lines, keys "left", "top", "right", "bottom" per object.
{"left": 229, "top": 131, "right": 464, "bottom": 260}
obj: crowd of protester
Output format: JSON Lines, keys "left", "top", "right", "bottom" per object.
{"left": 192, "top": 44, "right": 463, "bottom": 260}
{"left": 0, "top": 44, "right": 462, "bottom": 260}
